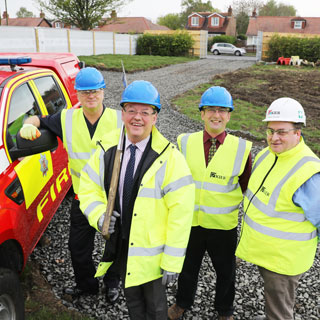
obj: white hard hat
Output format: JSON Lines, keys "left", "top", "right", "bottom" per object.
{"left": 263, "top": 97, "right": 306, "bottom": 126}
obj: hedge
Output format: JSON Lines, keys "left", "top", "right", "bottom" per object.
{"left": 136, "top": 32, "right": 194, "bottom": 56}
{"left": 268, "top": 34, "right": 320, "bottom": 62}
{"left": 207, "top": 35, "right": 237, "bottom": 51}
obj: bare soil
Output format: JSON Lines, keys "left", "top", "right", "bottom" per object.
{"left": 213, "top": 66, "right": 320, "bottom": 152}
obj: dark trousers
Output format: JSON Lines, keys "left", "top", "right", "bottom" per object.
{"left": 68, "top": 197, "right": 120, "bottom": 291}
{"left": 176, "top": 226, "right": 237, "bottom": 317}
{"left": 115, "top": 240, "right": 167, "bottom": 320}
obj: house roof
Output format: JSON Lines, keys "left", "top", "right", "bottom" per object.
{"left": 247, "top": 16, "right": 320, "bottom": 36}
{"left": 96, "top": 17, "right": 169, "bottom": 33}
{"left": 0, "top": 17, "right": 52, "bottom": 27}
{"left": 187, "top": 12, "right": 230, "bottom": 33}
{"left": 188, "top": 11, "right": 229, "bottom": 18}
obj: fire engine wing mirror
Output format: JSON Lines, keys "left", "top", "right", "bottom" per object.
{"left": 9, "top": 129, "right": 58, "bottom": 161}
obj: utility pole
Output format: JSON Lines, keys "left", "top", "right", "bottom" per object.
{"left": 4, "top": 0, "right": 8, "bottom": 25}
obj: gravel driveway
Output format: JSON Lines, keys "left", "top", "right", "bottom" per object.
{"left": 32, "top": 58, "right": 320, "bottom": 320}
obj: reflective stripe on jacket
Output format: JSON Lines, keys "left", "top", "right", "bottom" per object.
{"left": 178, "top": 131, "right": 252, "bottom": 229}
{"left": 79, "top": 126, "right": 195, "bottom": 288}
{"left": 61, "top": 107, "right": 121, "bottom": 193}
{"left": 236, "top": 139, "right": 320, "bottom": 275}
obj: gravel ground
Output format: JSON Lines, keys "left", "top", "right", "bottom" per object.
{"left": 31, "top": 57, "right": 320, "bottom": 319}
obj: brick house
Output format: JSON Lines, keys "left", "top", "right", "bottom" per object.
{"left": 0, "top": 11, "right": 52, "bottom": 27}
{"left": 186, "top": 6, "right": 236, "bottom": 37}
{"left": 246, "top": 9, "right": 320, "bottom": 45}
{"left": 97, "top": 11, "right": 169, "bottom": 33}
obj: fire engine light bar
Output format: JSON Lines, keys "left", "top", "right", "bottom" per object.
{"left": 0, "top": 57, "right": 32, "bottom": 65}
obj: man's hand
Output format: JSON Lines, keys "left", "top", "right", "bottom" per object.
{"left": 161, "top": 269, "right": 179, "bottom": 285}
{"left": 98, "top": 211, "right": 120, "bottom": 234}
{"left": 20, "top": 124, "right": 41, "bottom": 140}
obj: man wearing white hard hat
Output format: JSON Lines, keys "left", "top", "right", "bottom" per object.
{"left": 236, "top": 97, "right": 320, "bottom": 320}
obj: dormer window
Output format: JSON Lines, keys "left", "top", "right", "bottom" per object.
{"left": 294, "top": 21, "right": 302, "bottom": 29}
{"left": 191, "top": 16, "right": 199, "bottom": 26}
{"left": 55, "top": 22, "right": 61, "bottom": 28}
{"left": 211, "top": 17, "right": 219, "bottom": 26}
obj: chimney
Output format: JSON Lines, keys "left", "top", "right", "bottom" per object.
{"left": 252, "top": 8, "right": 257, "bottom": 17}
{"left": 3, "top": 11, "right": 8, "bottom": 19}
{"left": 228, "top": 6, "right": 232, "bottom": 16}
{"left": 40, "top": 11, "right": 45, "bottom": 18}
{"left": 111, "top": 10, "right": 117, "bottom": 19}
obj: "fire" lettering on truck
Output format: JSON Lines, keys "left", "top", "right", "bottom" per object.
{"left": 36, "top": 167, "right": 69, "bottom": 222}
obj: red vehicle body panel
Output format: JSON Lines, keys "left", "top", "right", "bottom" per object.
{"left": 0, "top": 52, "right": 80, "bottom": 271}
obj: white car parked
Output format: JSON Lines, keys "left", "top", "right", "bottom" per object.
{"left": 210, "top": 42, "right": 246, "bottom": 56}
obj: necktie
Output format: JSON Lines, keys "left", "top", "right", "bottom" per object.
{"left": 122, "top": 144, "right": 137, "bottom": 213}
{"left": 208, "top": 138, "right": 217, "bottom": 163}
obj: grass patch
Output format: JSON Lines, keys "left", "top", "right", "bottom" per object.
{"left": 78, "top": 54, "right": 198, "bottom": 72}
{"left": 173, "top": 89, "right": 266, "bottom": 141}
{"left": 25, "top": 303, "right": 91, "bottom": 320}
{"left": 172, "top": 64, "right": 320, "bottom": 155}
{"left": 229, "top": 99, "right": 265, "bottom": 140}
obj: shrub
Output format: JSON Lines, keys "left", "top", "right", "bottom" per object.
{"left": 237, "top": 34, "right": 247, "bottom": 41}
{"left": 136, "top": 32, "right": 194, "bottom": 56}
{"left": 268, "top": 34, "right": 320, "bottom": 62}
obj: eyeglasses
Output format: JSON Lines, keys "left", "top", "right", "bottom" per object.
{"left": 78, "top": 89, "right": 102, "bottom": 96}
{"left": 266, "top": 128, "right": 296, "bottom": 136}
{"left": 203, "top": 107, "right": 229, "bottom": 114}
{"left": 124, "top": 108, "right": 156, "bottom": 117}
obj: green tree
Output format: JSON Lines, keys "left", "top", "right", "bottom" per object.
{"left": 157, "top": 13, "right": 183, "bottom": 30}
{"left": 232, "top": 0, "right": 263, "bottom": 35}
{"left": 259, "top": 0, "right": 296, "bottom": 16}
{"left": 36, "top": 0, "right": 129, "bottom": 30}
{"left": 236, "top": 11, "right": 249, "bottom": 35}
{"left": 16, "top": 7, "right": 34, "bottom": 18}
{"left": 180, "top": 0, "right": 219, "bottom": 27}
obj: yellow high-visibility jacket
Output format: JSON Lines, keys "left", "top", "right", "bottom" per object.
{"left": 79, "top": 126, "right": 195, "bottom": 288}
{"left": 178, "top": 132, "right": 252, "bottom": 230}
{"left": 61, "top": 107, "right": 121, "bottom": 194}
{"left": 236, "top": 139, "right": 320, "bottom": 275}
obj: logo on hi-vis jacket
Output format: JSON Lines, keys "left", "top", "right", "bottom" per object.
{"left": 260, "top": 186, "right": 270, "bottom": 197}
{"left": 40, "top": 154, "right": 49, "bottom": 176}
{"left": 210, "top": 172, "right": 226, "bottom": 180}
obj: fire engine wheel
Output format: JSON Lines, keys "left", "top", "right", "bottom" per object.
{"left": 0, "top": 268, "right": 24, "bottom": 320}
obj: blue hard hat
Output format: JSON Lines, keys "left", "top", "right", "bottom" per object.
{"left": 199, "top": 86, "right": 234, "bottom": 111}
{"left": 74, "top": 67, "right": 106, "bottom": 90}
{"left": 120, "top": 80, "right": 161, "bottom": 112}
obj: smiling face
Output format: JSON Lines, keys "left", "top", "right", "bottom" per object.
{"left": 201, "top": 106, "right": 231, "bottom": 137}
{"left": 122, "top": 103, "right": 157, "bottom": 143}
{"left": 267, "top": 121, "right": 301, "bottom": 154}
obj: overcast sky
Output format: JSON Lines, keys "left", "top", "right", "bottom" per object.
{"left": 2, "top": 0, "right": 320, "bottom": 22}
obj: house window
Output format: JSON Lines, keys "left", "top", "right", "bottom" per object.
{"left": 294, "top": 21, "right": 302, "bottom": 29}
{"left": 211, "top": 17, "right": 219, "bottom": 26}
{"left": 55, "top": 22, "right": 61, "bottom": 28}
{"left": 191, "top": 16, "right": 199, "bottom": 26}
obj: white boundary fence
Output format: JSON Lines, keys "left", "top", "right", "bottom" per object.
{"left": 0, "top": 26, "right": 139, "bottom": 56}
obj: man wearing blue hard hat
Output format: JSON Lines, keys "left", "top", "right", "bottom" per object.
{"left": 78, "top": 80, "right": 195, "bottom": 319}
{"left": 20, "top": 67, "right": 121, "bottom": 302}
{"left": 168, "top": 86, "right": 252, "bottom": 320}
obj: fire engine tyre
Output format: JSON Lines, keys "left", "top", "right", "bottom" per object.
{"left": 212, "top": 50, "right": 219, "bottom": 55}
{"left": 0, "top": 268, "right": 25, "bottom": 320}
